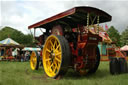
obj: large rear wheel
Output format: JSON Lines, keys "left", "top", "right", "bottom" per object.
{"left": 42, "top": 35, "right": 70, "bottom": 78}
{"left": 78, "top": 46, "right": 100, "bottom": 75}
{"left": 30, "top": 51, "right": 39, "bottom": 70}
{"left": 88, "top": 47, "right": 100, "bottom": 74}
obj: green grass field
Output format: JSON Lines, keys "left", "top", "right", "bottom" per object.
{"left": 0, "top": 61, "right": 128, "bottom": 85}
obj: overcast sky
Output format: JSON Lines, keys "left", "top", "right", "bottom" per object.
{"left": 0, "top": 0, "right": 128, "bottom": 35}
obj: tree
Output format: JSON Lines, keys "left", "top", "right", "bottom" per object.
{"left": 121, "top": 27, "right": 128, "bottom": 46}
{"left": 107, "top": 26, "right": 121, "bottom": 46}
{"left": 0, "top": 26, "right": 33, "bottom": 46}
{"left": 0, "top": 26, "right": 17, "bottom": 40}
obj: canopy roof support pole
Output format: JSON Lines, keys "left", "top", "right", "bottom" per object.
{"left": 30, "top": 29, "right": 34, "bottom": 42}
{"left": 39, "top": 28, "right": 44, "bottom": 33}
{"left": 86, "top": 13, "right": 90, "bottom": 33}
{"left": 34, "top": 28, "right": 36, "bottom": 37}
{"left": 29, "top": 29, "right": 33, "bottom": 36}
{"left": 33, "top": 28, "right": 36, "bottom": 42}
{"left": 97, "top": 16, "right": 100, "bottom": 34}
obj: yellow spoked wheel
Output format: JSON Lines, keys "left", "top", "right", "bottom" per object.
{"left": 30, "top": 51, "right": 39, "bottom": 70}
{"left": 43, "top": 35, "right": 70, "bottom": 78}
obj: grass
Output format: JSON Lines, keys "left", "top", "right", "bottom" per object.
{"left": 0, "top": 61, "right": 128, "bottom": 85}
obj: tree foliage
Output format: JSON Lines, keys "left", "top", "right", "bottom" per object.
{"left": 0, "top": 26, "right": 33, "bottom": 46}
{"left": 107, "top": 26, "right": 121, "bottom": 46}
{"left": 1, "top": 26, "right": 128, "bottom": 47}
{"left": 121, "top": 27, "right": 128, "bottom": 46}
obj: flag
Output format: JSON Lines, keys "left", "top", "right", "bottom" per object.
{"left": 105, "top": 24, "right": 109, "bottom": 31}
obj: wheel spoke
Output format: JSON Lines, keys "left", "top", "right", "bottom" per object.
{"left": 32, "top": 52, "right": 35, "bottom": 57}
{"left": 55, "top": 56, "right": 61, "bottom": 63}
{"left": 48, "top": 66, "right": 53, "bottom": 72}
{"left": 55, "top": 44, "right": 60, "bottom": 52}
{"left": 50, "top": 63, "right": 54, "bottom": 69}
{"left": 33, "top": 58, "right": 36, "bottom": 63}
{"left": 49, "top": 63, "right": 54, "bottom": 72}
{"left": 45, "top": 58, "right": 51, "bottom": 62}
{"left": 54, "top": 61, "right": 59, "bottom": 72}
{"left": 56, "top": 65, "right": 59, "bottom": 71}
{"left": 50, "top": 46, "right": 53, "bottom": 50}
{"left": 50, "top": 40, "right": 54, "bottom": 47}
{"left": 55, "top": 52, "right": 61, "bottom": 56}
{"left": 32, "top": 61, "right": 36, "bottom": 67}
{"left": 53, "top": 64, "right": 56, "bottom": 72}
{"left": 54, "top": 40, "right": 57, "bottom": 49}
{"left": 34, "top": 57, "right": 36, "bottom": 61}
{"left": 46, "top": 48, "right": 51, "bottom": 53}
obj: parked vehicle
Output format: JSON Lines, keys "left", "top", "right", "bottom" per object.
{"left": 28, "top": 6, "right": 112, "bottom": 79}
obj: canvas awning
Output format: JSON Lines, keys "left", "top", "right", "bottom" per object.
{"left": 120, "top": 45, "right": 128, "bottom": 51}
{"left": 22, "top": 47, "right": 41, "bottom": 51}
{"left": 89, "top": 25, "right": 112, "bottom": 43}
{"left": 0, "top": 38, "right": 23, "bottom": 48}
{"left": 0, "top": 38, "right": 19, "bottom": 45}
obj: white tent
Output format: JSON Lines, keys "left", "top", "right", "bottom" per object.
{"left": 120, "top": 45, "right": 128, "bottom": 51}
{"left": 22, "top": 47, "right": 41, "bottom": 51}
{"left": 0, "top": 38, "right": 19, "bottom": 45}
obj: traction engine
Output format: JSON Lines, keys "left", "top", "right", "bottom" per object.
{"left": 28, "top": 6, "right": 112, "bottom": 79}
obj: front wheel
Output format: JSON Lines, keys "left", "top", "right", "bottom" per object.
{"left": 42, "top": 35, "right": 70, "bottom": 79}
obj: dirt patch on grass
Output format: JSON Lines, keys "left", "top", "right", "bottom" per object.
{"left": 25, "top": 68, "right": 54, "bottom": 82}
{"left": 31, "top": 75, "right": 53, "bottom": 83}
{"left": 31, "top": 75, "right": 47, "bottom": 80}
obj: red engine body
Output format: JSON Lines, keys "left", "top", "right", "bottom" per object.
{"left": 69, "top": 31, "right": 102, "bottom": 71}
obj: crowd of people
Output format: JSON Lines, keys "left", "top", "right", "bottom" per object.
{"left": 0, "top": 48, "right": 31, "bottom": 61}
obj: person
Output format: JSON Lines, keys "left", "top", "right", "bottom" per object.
{"left": 0, "top": 48, "right": 1, "bottom": 56}
{"left": 1, "top": 48, "right": 4, "bottom": 56}
{"left": 12, "top": 48, "right": 18, "bottom": 61}
{"left": 25, "top": 51, "right": 30, "bottom": 61}
{"left": 17, "top": 49, "right": 23, "bottom": 62}
{"left": 8, "top": 48, "right": 12, "bottom": 56}
{"left": 21, "top": 54, "right": 24, "bottom": 62}
{"left": 37, "top": 51, "right": 40, "bottom": 56}
{"left": 17, "top": 51, "right": 20, "bottom": 61}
